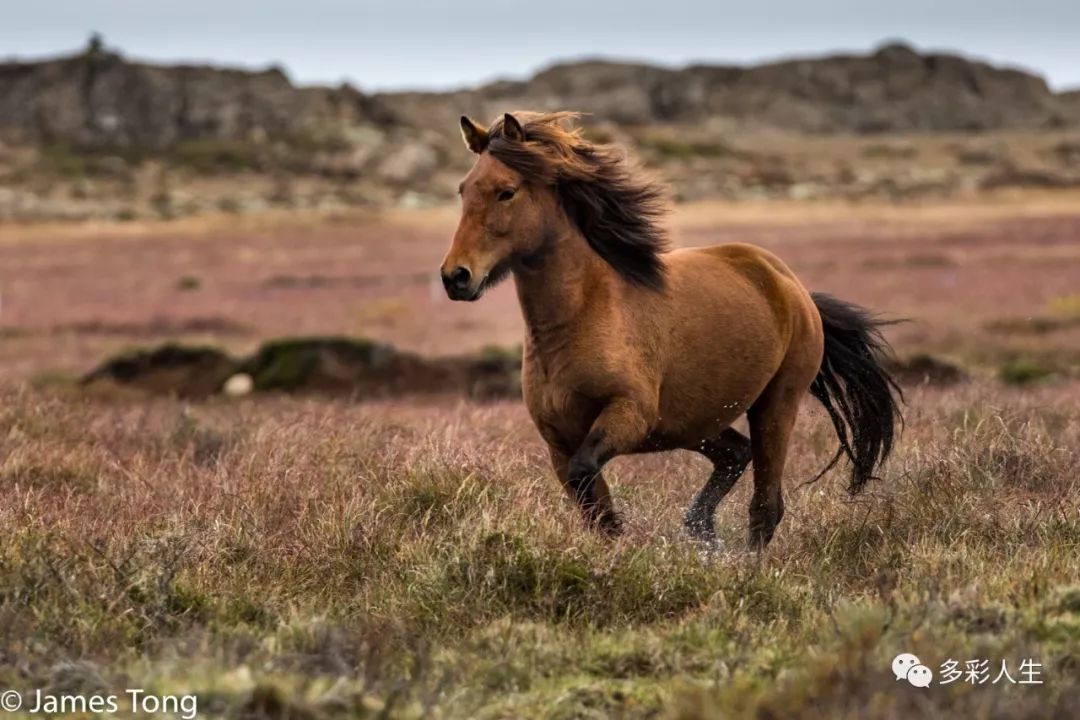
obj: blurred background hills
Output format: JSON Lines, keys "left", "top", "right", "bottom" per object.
{"left": 2, "top": 37, "right": 1080, "bottom": 220}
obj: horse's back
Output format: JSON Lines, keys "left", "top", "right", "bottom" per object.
{"left": 664, "top": 242, "right": 813, "bottom": 332}
{"left": 670, "top": 242, "right": 801, "bottom": 284}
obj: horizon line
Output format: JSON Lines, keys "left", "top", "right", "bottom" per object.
{"left": 3, "top": 37, "right": 1078, "bottom": 95}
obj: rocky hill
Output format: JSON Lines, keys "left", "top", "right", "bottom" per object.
{"left": 378, "top": 43, "right": 1076, "bottom": 135}
{"left": 0, "top": 44, "right": 376, "bottom": 149}
{"left": 1, "top": 40, "right": 1079, "bottom": 220}
{"left": 3, "top": 41, "right": 1078, "bottom": 148}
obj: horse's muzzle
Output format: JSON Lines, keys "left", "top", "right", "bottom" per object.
{"left": 441, "top": 266, "right": 478, "bottom": 301}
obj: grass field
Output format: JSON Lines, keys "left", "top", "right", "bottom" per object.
{"left": 1, "top": 196, "right": 1079, "bottom": 718}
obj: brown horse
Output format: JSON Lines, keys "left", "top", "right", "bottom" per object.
{"left": 441, "top": 112, "right": 902, "bottom": 548}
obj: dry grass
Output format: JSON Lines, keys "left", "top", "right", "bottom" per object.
{"left": 0, "top": 381, "right": 1078, "bottom": 718}
{"left": 2, "top": 198, "right": 1079, "bottom": 717}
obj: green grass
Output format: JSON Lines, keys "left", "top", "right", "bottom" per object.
{"left": 1000, "top": 360, "right": 1055, "bottom": 386}
{"left": 639, "top": 136, "right": 734, "bottom": 160}
{"left": 171, "top": 139, "right": 265, "bottom": 174}
{"left": 0, "top": 382, "right": 1077, "bottom": 718}
{"left": 176, "top": 275, "right": 203, "bottom": 291}
{"left": 37, "top": 142, "right": 93, "bottom": 178}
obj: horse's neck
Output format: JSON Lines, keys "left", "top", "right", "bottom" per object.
{"left": 513, "top": 227, "right": 611, "bottom": 360}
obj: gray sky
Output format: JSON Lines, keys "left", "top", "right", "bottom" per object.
{"left": 3, "top": 1, "right": 1079, "bottom": 92}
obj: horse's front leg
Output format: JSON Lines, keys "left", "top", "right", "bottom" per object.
{"left": 563, "top": 397, "right": 654, "bottom": 536}
{"left": 548, "top": 445, "right": 619, "bottom": 535}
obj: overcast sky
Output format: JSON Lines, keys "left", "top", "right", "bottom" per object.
{"left": 3, "top": 1, "right": 1079, "bottom": 92}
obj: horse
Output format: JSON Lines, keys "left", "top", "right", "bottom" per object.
{"left": 440, "top": 111, "right": 902, "bottom": 549}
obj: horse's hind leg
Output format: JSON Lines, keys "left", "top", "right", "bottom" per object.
{"left": 684, "top": 428, "right": 752, "bottom": 542}
{"left": 746, "top": 381, "right": 805, "bottom": 550}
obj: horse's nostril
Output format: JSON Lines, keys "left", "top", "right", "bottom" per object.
{"left": 440, "top": 266, "right": 474, "bottom": 298}
{"left": 447, "top": 266, "right": 471, "bottom": 288}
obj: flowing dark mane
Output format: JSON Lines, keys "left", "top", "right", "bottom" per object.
{"left": 486, "top": 112, "right": 670, "bottom": 290}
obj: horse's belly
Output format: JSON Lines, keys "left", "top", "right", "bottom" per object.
{"left": 652, "top": 373, "right": 763, "bottom": 444}
{"left": 653, "top": 318, "right": 785, "bottom": 443}
{"left": 649, "top": 255, "right": 793, "bottom": 443}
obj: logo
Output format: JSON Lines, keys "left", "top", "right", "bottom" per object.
{"left": 892, "top": 653, "right": 934, "bottom": 687}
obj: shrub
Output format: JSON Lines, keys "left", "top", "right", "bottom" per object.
{"left": 1000, "top": 361, "right": 1054, "bottom": 386}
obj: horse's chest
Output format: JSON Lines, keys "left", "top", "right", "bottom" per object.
{"left": 522, "top": 357, "right": 603, "bottom": 449}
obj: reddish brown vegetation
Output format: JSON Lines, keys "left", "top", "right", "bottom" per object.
{"left": 0, "top": 197, "right": 1078, "bottom": 717}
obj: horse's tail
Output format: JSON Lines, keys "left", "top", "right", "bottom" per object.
{"left": 808, "top": 292, "right": 904, "bottom": 494}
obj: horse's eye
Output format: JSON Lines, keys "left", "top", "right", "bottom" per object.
{"left": 497, "top": 188, "right": 516, "bottom": 202}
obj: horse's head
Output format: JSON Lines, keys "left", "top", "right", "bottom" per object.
{"left": 440, "top": 113, "right": 559, "bottom": 301}
{"left": 442, "top": 111, "right": 668, "bottom": 299}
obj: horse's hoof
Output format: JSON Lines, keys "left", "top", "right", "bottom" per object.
{"left": 697, "top": 537, "right": 726, "bottom": 561}
{"left": 598, "top": 512, "right": 624, "bottom": 537}
{"left": 744, "top": 538, "right": 773, "bottom": 554}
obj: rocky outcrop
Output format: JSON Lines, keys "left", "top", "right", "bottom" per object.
{"left": 373, "top": 43, "right": 1076, "bottom": 135}
{"left": 2, "top": 41, "right": 1078, "bottom": 220}
{"left": 1060, "top": 91, "right": 1080, "bottom": 124}
{"left": 2, "top": 41, "right": 1077, "bottom": 152}
{"left": 0, "top": 46, "right": 373, "bottom": 149}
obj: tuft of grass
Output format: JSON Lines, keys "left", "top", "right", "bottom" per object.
{"left": 171, "top": 139, "right": 265, "bottom": 174}
{"left": 0, "top": 326, "right": 27, "bottom": 339}
{"left": 478, "top": 344, "right": 524, "bottom": 362}
{"left": 38, "top": 142, "right": 92, "bottom": 177}
{"left": 176, "top": 275, "right": 202, "bottom": 291}
{"left": 986, "top": 315, "right": 1080, "bottom": 335}
{"left": 1000, "top": 360, "right": 1055, "bottom": 386}
{"left": 862, "top": 142, "right": 918, "bottom": 159}
{"left": 0, "top": 382, "right": 1077, "bottom": 717}
{"left": 242, "top": 337, "right": 387, "bottom": 391}
{"left": 1048, "top": 293, "right": 1080, "bottom": 318}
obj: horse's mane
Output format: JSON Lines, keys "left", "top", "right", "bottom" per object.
{"left": 486, "top": 112, "right": 669, "bottom": 290}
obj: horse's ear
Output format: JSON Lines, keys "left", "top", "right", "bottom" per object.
{"left": 502, "top": 113, "right": 526, "bottom": 142}
{"left": 460, "top": 116, "right": 489, "bottom": 154}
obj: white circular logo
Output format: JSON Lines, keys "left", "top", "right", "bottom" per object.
{"left": 0, "top": 691, "right": 23, "bottom": 711}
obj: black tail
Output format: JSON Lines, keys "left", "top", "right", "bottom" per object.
{"left": 808, "top": 292, "right": 904, "bottom": 494}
